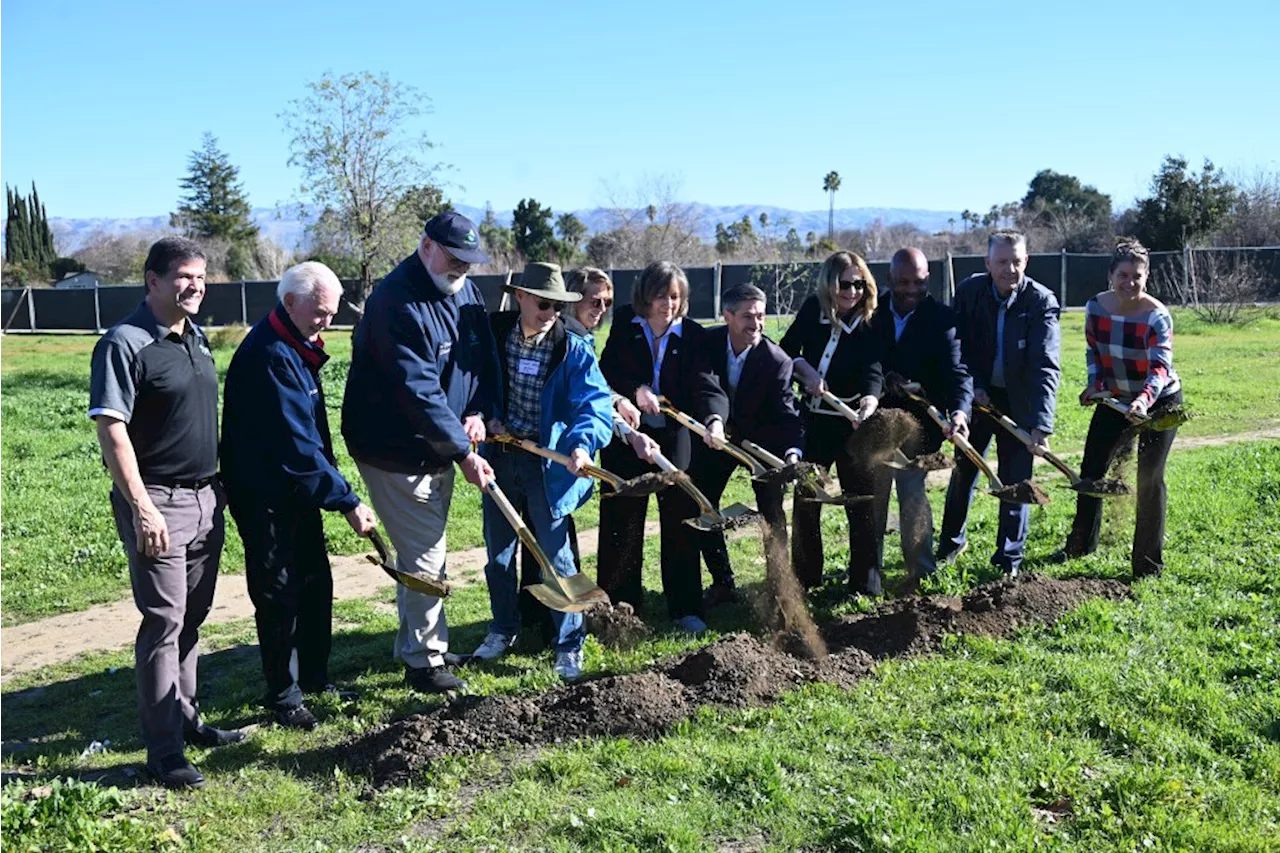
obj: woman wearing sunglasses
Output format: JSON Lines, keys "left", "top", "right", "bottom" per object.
{"left": 561, "top": 267, "right": 614, "bottom": 340}
{"left": 597, "top": 261, "right": 729, "bottom": 633}
{"left": 779, "top": 250, "right": 884, "bottom": 594}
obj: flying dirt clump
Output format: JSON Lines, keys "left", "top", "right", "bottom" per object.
{"left": 584, "top": 601, "right": 651, "bottom": 649}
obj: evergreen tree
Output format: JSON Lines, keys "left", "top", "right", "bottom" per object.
{"left": 171, "top": 132, "right": 259, "bottom": 245}
{"left": 512, "top": 198, "right": 556, "bottom": 262}
{"left": 5, "top": 183, "right": 57, "bottom": 268}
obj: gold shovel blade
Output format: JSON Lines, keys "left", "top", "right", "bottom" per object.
{"left": 524, "top": 583, "right": 603, "bottom": 613}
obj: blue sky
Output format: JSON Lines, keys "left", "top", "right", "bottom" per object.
{"left": 2, "top": 0, "right": 1277, "bottom": 220}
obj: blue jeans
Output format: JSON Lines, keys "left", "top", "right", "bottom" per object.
{"left": 482, "top": 451, "right": 585, "bottom": 654}
{"left": 939, "top": 390, "right": 1034, "bottom": 572}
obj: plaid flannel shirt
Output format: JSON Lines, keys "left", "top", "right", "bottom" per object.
{"left": 504, "top": 323, "right": 553, "bottom": 439}
{"left": 1084, "top": 298, "right": 1180, "bottom": 407}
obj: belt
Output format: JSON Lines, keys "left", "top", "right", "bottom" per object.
{"left": 146, "top": 475, "right": 218, "bottom": 490}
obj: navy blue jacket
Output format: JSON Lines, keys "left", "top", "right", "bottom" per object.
{"left": 703, "top": 326, "right": 804, "bottom": 456}
{"left": 221, "top": 305, "right": 360, "bottom": 513}
{"left": 342, "top": 252, "right": 503, "bottom": 473}
{"left": 872, "top": 297, "right": 973, "bottom": 454}
{"left": 954, "top": 273, "right": 1061, "bottom": 435}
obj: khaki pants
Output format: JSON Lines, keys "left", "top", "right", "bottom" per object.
{"left": 355, "top": 462, "right": 454, "bottom": 669}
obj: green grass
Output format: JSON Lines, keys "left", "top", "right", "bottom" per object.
{"left": 3, "top": 441, "right": 1278, "bottom": 851}
{"left": 2, "top": 311, "right": 1278, "bottom": 624}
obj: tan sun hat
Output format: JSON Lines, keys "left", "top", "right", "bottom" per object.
{"left": 506, "top": 262, "right": 582, "bottom": 303}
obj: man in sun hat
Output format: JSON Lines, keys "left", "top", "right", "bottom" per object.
{"left": 342, "top": 210, "right": 503, "bottom": 694}
{"left": 468, "top": 262, "right": 614, "bottom": 681}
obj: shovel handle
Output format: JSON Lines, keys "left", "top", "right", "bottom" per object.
{"left": 490, "top": 434, "right": 623, "bottom": 489}
{"left": 1093, "top": 394, "right": 1151, "bottom": 425}
{"left": 483, "top": 480, "right": 557, "bottom": 574}
{"left": 613, "top": 418, "right": 720, "bottom": 518}
{"left": 368, "top": 529, "right": 393, "bottom": 566}
{"left": 819, "top": 390, "right": 864, "bottom": 425}
{"left": 740, "top": 440, "right": 787, "bottom": 469}
{"left": 658, "top": 399, "right": 768, "bottom": 477}
{"left": 902, "top": 386, "right": 1002, "bottom": 488}
{"left": 978, "top": 405, "right": 1078, "bottom": 482}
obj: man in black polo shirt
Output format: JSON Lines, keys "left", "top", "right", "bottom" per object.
{"left": 89, "top": 237, "right": 242, "bottom": 790}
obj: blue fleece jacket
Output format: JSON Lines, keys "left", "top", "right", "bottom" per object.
{"left": 220, "top": 304, "right": 360, "bottom": 513}
{"left": 485, "top": 312, "right": 614, "bottom": 519}
{"left": 342, "top": 251, "right": 503, "bottom": 473}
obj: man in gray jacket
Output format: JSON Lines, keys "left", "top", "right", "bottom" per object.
{"left": 938, "top": 230, "right": 1061, "bottom": 575}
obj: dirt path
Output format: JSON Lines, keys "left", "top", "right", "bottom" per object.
{"left": 3, "top": 425, "right": 1274, "bottom": 680}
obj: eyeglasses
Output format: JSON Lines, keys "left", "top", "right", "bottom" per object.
{"left": 837, "top": 279, "right": 867, "bottom": 292}
{"left": 534, "top": 299, "right": 555, "bottom": 311}
{"left": 587, "top": 296, "right": 613, "bottom": 310}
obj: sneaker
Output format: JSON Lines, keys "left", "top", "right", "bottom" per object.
{"left": 184, "top": 724, "right": 245, "bottom": 749}
{"left": 274, "top": 705, "right": 319, "bottom": 731}
{"left": 935, "top": 541, "right": 968, "bottom": 566}
{"left": 471, "top": 632, "right": 517, "bottom": 662}
{"left": 404, "top": 664, "right": 466, "bottom": 694}
{"left": 674, "top": 615, "right": 708, "bottom": 634}
{"left": 702, "top": 584, "right": 737, "bottom": 609}
{"left": 147, "top": 753, "right": 204, "bottom": 790}
{"left": 554, "top": 650, "right": 584, "bottom": 681}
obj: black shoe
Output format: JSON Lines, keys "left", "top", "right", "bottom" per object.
{"left": 702, "top": 583, "right": 738, "bottom": 608}
{"left": 935, "top": 541, "right": 968, "bottom": 566}
{"left": 147, "top": 754, "right": 205, "bottom": 790}
{"left": 848, "top": 567, "right": 883, "bottom": 597}
{"left": 1048, "top": 550, "right": 1071, "bottom": 565}
{"left": 404, "top": 664, "right": 465, "bottom": 694}
{"left": 184, "top": 724, "right": 245, "bottom": 748}
{"left": 303, "top": 683, "right": 360, "bottom": 702}
{"left": 273, "top": 705, "right": 319, "bottom": 731}
{"left": 442, "top": 652, "right": 469, "bottom": 668}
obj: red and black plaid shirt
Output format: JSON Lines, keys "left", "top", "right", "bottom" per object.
{"left": 1084, "top": 298, "right": 1180, "bottom": 407}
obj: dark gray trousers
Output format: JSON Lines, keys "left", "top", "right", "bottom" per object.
{"left": 111, "top": 483, "right": 224, "bottom": 762}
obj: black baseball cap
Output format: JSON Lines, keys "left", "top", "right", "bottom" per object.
{"left": 424, "top": 211, "right": 489, "bottom": 264}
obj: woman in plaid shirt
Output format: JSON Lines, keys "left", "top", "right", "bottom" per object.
{"left": 1058, "top": 239, "right": 1181, "bottom": 576}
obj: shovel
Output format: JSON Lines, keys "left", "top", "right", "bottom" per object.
{"left": 896, "top": 382, "right": 1048, "bottom": 506}
{"left": 613, "top": 420, "right": 758, "bottom": 531}
{"left": 483, "top": 479, "right": 610, "bottom": 613}
{"left": 817, "top": 389, "right": 867, "bottom": 426}
{"left": 977, "top": 403, "right": 1130, "bottom": 499}
{"left": 489, "top": 433, "right": 676, "bottom": 497}
{"left": 739, "top": 439, "right": 872, "bottom": 506}
{"left": 366, "top": 529, "right": 451, "bottom": 598}
{"left": 1091, "top": 394, "right": 1191, "bottom": 432}
{"left": 657, "top": 397, "right": 770, "bottom": 480}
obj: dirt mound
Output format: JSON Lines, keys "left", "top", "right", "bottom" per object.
{"left": 347, "top": 574, "right": 1127, "bottom": 787}
{"left": 546, "top": 672, "right": 687, "bottom": 738}
{"left": 585, "top": 602, "right": 652, "bottom": 649}
{"left": 824, "top": 573, "right": 1130, "bottom": 659}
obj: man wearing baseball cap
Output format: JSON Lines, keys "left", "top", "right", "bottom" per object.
{"left": 342, "top": 211, "right": 502, "bottom": 693}
{"left": 469, "top": 263, "right": 614, "bottom": 680}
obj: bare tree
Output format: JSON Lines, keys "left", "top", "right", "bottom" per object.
{"left": 1152, "top": 249, "right": 1264, "bottom": 325}
{"left": 72, "top": 230, "right": 162, "bottom": 283}
{"left": 596, "top": 174, "right": 711, "bottom": 266}
{"left": 280, "top": 71, "right": 444, "bottom": 310}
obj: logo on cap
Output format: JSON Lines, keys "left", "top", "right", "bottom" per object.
{"left": 464, "top": 229, "right": 478, "bottom": 247}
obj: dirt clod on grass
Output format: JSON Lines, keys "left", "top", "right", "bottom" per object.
{"left": 346, "top": 574, "right": 1127, "bottom": 787}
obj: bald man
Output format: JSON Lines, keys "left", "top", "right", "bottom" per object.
{"left": 222, "top": 263, "right": 377, "bottom": 730}
{"left": 870, "top": 248, "right": 972, "bottom": 594}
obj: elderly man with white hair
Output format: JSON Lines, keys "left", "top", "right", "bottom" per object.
{"left": 221, "top": 261, "right": 377, "bottom": 731}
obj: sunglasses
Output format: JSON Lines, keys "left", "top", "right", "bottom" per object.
{"left": 533, "top": 299, "right": 555, "bottom": 311}
{"left": 837, "top": 279, "right": 867, "bottom": 292}
{"left": 586, "top": 296, "right": 613, "bottom": 310}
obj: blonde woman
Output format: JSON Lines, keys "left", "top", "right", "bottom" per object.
{"left": 562, "top": 267, "right": 614, "bottom": 341}
{"left": 778, "top": 251, "right": 884, "bottom": 593}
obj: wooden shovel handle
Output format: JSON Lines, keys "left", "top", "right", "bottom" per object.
{"left": 657, "top": 399, "right": 767, "bottom": 476}
{"left": 903, "top": 389, "right": 1002, "bottom": 487}
{"left": 613, "top": 418, "right": 719, "bottom": 517}
{"left": 740, "top": 440, "right": 787, "bottom": 469}
{"left": 490, "top": 434, "right": 622, "bottom": 488}
{"left": 483, "top": 480, "right": 555, "bottom": 574}
{"left": 819, "top": 390, "right": 864, "bottom": 425}
{"left": 1093, "top": 394, "right": 1151, "bottom": 425}
{"left": 978, "top": 405, "right": 1078, "bottom": 481}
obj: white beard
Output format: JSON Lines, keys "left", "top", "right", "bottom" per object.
{"left": 428, "top": 269, "right": 466, "bottom": 296}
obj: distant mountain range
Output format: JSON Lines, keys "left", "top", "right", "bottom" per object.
{"left": 35, "top": 203, "right": 964, "bottom": 255}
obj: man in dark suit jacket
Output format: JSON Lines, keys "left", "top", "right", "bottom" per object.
{"left": 939, "top": 230, "right": 1061, "bottom": 576}
{"left": 871, "top": 248, "right": 972, "bottom": 593}
{"left": 691, "top": 284, "right": 804, "bottom": 606}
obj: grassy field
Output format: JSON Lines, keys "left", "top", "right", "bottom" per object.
{"left": 2, "top": 441, "right": 1277, "bottom": 851}
{"left": 1, "top": 311, "right": 1278, "bottom": 625}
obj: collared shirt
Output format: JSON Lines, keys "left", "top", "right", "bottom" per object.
{"left": 88, "top": 300, "right": 218, "bottom": 482}
{"left": 504, "top": 323, "right": 554, "bottom": 439}
{"left": 633, "top": 314, "right": 683, "bottom": 427}
{"left": 890, "top": 304, "right": 916, "bottom": 343}
{"left": 989, "top": 278, "right": 1023, "bottom": 388}
{"left": 725, "top": 337, "right": 754, "bottom": 400}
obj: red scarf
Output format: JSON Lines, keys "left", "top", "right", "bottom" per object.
{"left": 268, "top": 305, "right": 328, "bottom": 374}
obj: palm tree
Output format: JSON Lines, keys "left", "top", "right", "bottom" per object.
{"left": 822, "top": 171, "right": 842, "bottom": 241}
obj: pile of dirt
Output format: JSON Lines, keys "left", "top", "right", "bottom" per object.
{"left": 604, "top": 471, "right": 682, "bottom": 498}
{"left": 584, "top": 602, "right": 651, "bottom": 649}
{"left": 823, "top": 573, "right": 1130, "bottom": 659}
{"left": 910, "top": 451, "right": 954, "bottom": 471}
{"left": 991, "top": 480, "right": 1051, "bottom": 505}
{"left": 345, "top": 574, "right": 1126, "bottom": 787}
